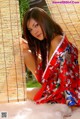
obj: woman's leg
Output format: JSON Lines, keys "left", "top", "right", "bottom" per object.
{"left": 26, "top": 87, "right": 40, "bottom": 100}
{"left": 23, "top": 51, "right": 41, "bottom": 100}
{"left": 22, "top": 40, "right": 40, "bottom": 100}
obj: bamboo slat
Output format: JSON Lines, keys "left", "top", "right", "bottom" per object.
{"left": 0, "top": 0, "right": 26, "bottom": 103}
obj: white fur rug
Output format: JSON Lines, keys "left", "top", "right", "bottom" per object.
{"left": 0, "top": 100, "right": 80, "bottom": 119}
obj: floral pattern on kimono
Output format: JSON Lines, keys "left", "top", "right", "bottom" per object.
{"left": 34, "top": 35, "right": 80, "bottom": 106}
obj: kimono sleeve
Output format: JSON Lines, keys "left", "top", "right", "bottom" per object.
{"left": 58, "top": 47, "right": 79, "bottom": 106}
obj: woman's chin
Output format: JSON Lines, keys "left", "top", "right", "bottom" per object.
{"left": 37, "top": 38, "right": 44, "bottom": 41}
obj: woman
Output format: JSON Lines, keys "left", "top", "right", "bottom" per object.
{"left": 22, "top": 7, "right": 80, "bottom": 106}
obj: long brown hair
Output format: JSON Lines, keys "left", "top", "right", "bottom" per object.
{"left": 23, "top": 7, "right": 63, "bottom": 71}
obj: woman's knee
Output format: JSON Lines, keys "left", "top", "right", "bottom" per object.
{"left": 26, "top": 87, "right": 40, "bottom": 100}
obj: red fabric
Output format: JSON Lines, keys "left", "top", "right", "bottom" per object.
{"left": 34, "top": 36, "right": 80, "bottom": 106}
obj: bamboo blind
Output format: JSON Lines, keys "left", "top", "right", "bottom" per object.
{"left": 0, "top": 0, "right": 26, "bottom": 103}
{"left": 46, "top": 0, "right": 80, "bottom": 65}
{"left": 0, "top": 0, "right": 80, "bottom": 103}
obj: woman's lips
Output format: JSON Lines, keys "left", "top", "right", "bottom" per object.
{"left": 36, "top": 33, "right": 42, "bottom": 38}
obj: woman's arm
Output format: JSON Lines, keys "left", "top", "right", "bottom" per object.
{"left": 20, "top": 38, "right": 37, "bottom": 77}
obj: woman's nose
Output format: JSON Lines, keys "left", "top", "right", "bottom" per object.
{"left": 33, "top": 28, "right": 38, "bottom": 35}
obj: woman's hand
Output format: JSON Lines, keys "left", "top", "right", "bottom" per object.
{"left": 20, "top": 37, "right": 29, "bottom": 51}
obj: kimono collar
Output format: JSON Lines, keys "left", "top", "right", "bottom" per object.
{"left": 42, "top": 34, "right": 65, "bottom": 79}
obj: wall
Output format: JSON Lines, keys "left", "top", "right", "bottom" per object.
{"left": 0, "top": 0, "right": 26, "bottom": 103}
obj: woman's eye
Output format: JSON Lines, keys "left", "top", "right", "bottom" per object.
{"left": 35, "top": 23, "right": 38, "bottom": 27}
{"left": 28, "top": 29, "right": 32, "bottom": 32}
{"left": 28, "top": 23, "right": 39, "bottom": 32}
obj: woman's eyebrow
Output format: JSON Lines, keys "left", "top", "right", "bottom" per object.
{"left": 28, "top": 22, "right": 37, "bottom": 30}
{"left": 33, "top": 22, "right": 37, "bottom": 26}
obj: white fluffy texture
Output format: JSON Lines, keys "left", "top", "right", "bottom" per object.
{"left": 0, "top": 100, "right": 80, "bottom": 119}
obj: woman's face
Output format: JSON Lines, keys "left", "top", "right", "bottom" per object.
{"left": 27, "top": 18, "right": 44, "bottom": 40}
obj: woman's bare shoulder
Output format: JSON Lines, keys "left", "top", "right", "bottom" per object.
{"left": 51, "top": 35, "right": 63, "bottom": 49}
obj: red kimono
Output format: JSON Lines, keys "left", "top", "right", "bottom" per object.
{"left": 34, "top": 35, "right": 80, "bottom": 106}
